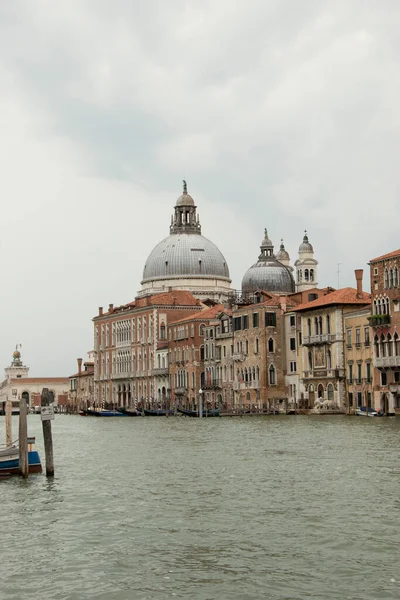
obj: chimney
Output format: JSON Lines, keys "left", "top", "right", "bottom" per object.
{"left": 355, "top": 269, "right": 363, "bottom": 298}
{"left": 98, "top": 307, "right": 103, "bottom": 316}
{"left": 109, "top": 303, "right": 114, "bottom": 313}
{"left": 77, "top": 358, "right": 82, "bottom": 376}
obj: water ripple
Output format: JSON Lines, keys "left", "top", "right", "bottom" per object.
{"left": 0, "top": 414, "right": 399, "bottom": 599}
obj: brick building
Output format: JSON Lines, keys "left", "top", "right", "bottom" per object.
{"left": 68, "top": 353, "right": 95, "bottom": 411}
{"left": 93, "top": 290, "right": 202, "bottom": 409}
{"left": 369, "top": 249, "right": 400, "bottom": 415}
{"left": 168, "top": 304, "right": 227, "bottom": 410}
{"left": 203, "top": 310, "right": 233, "bottom": 409}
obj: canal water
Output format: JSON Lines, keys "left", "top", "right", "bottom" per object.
{"left": 0, "top": 415, "right": 399, "bottom": 600}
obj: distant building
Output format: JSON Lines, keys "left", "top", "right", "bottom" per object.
{"left": 204, "top": 311, "right": 234, "bottom": 410}
{"left": 68, "top": 352, "right": 94, "bottom": 410}
{"left": 293, "top": 271, "right": 371, "bottom": 411}
{"left": 369, "top": 248, "right": 400, "bottom": 415}
{"left": 0, "top": 347, "right": 69, "bottom": 412}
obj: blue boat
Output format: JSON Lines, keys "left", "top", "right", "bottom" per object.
{"left": 84, "top": 408, "right": 128, "bottom": 417}
{"left": 0, "top": 437, "right": 42, "bottom": 476}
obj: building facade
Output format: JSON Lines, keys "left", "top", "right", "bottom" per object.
{"left": 68, "top": 353, "right": 95, "bottom": 411}
{"left": 369, "top": 249, "right": 400, "bottom": 415}
{"left": 93, "top": 290, "right": 202, "bottom": 409}
{"left": 203, "top": 310, "right": 234, "bottom": 410}
{"left": 343, "top": 308, "right": 373, "bottom": 411}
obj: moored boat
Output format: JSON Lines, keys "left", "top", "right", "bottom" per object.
{"left": 116, "top": 407, "right": 141, "bottom": 416}
{"left": 0, "top": 437, "right": 42, "bottom": 476}
{"left": 142, "top": 408, "right": 173, "bottom": 416}
{"left": 84, "top": 408, "right": 128, "bottom": 417}
{"left": 177, "top": 408, "right": 220, "bottom": 417}
{"left": 355, "top": 406, "right": 383, "bottom": 417}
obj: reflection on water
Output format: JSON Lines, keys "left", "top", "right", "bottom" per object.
{"left": 1, "top": 415, "right": 399, "bottom": 599}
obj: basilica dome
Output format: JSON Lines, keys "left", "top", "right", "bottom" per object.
{"left": 140, "top": 183, "right": 231, "bottom": 302}
{"left": 242, "top": 230, "right": 295, "bottom": 295}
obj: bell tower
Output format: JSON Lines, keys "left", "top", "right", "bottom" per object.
{"left": 294, "top": 231, "right": 318, "bottom": 292}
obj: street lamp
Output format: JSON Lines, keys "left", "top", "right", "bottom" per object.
{"left": 199, "top": 388, "right": 203, "bottom": 419}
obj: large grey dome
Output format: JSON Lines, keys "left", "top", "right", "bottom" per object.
{"left": 242, "top": 228, "right": 295, "bottom": 295}
{"left": 242, "top": 260, "right": 295, "bottom": 294}
{"left": 142, "top": 234, "right": 230, "bottom": 283}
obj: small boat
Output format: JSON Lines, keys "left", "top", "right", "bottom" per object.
{"left": 84, "top": 408, "right": 128, "bottom": 417}
{"left": 116, "top": 407, "right": 142, "bottom": 417}
{"left": 142, "top": 408, "right": 173, "bottom": 417}
{"left": 177, "top": 408, "right": 220, "bottom": 418}
{"left": 355, "top": 406, "right": 382, "bottom": 417}
{"left": 0, "top": 437, "right": 42, "bottom": 476}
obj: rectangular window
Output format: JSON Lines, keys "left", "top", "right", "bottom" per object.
{"left": 222, "top": 319, "right": 229, "bottom": 333}
{"left": 290, "top": 361, "right": 297, "bottom": 373}
{"left": 357, "top": 392, "right": 362, "bottom": 407}
{"left": 242, "top": 315, "right": 249, "bottom": 330}
{"left": 364, "top": 327, "right": 370, "bottom": 346}
{"left": 367, "top": 392, "right": 372, "bottom": 408}
{"left": 233, "top": 317, "right": 242, "bottom": 331}
{"left": 230, "top": 344, "right": 234, "bottom": 356}
{"left": 191, "top": 324, "right": 194, "bottom": 337}
{"left": 366, "top": 363, "right": 371, "bottom": 383}
{"left": 348, "top": 392, "right": 353, "bottom": 407}
{"left": 357, "top": 363, "right": 362, "bottom": 383}
{"left": 290, "top": 315, "right": 295, "bottom": 327}
{"left": 223, "top": 346, "right": 226, "bottom": 358}
{"left": 290, "top": 337, "right": 296, "bottom": 351}
{"left": 348, "top": 364, "right": 353, "bottom": 384}
{"left": 252, "top": 312, "right": 259, "bottom": 328}
{"left": 356, "top": 329, "right": 361, "bottom": 347}
{"left": 347, "top": 329, "right": 352, "bottom": 348}
{"left": 381, "top": 371, "right": 387, "bottom": 386}
{"left": 394, "top": 371, "right": 400, "bottom": 383}
{"left": 265, "top": 312, "right": 276, "bottom": 327}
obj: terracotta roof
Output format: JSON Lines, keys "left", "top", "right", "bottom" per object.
{"left": 95, "top": 290, "right": 200, "bottom": 317}
{"left": 69, "top": 371, "right": 94, "bottom": 379}
{"left": 170, "top": 304, "right": 228, "bottom": 325}
{"left": 293, "top": 288, "right": 371, "bottom": 312}
{"left": 370, "top": 249, "right": 400, "bottom": 263}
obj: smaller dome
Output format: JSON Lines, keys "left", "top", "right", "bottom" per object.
{"left": 176, "top": 180, "right": 195, "bottom": 206}
{"left": 299, "top": 231, "right": 314, "bottom": 253}
{"left": 276, "top": 239, "right": 290, "bottom": 262}
{"left": 13, "top": 350, "right": 21, "bottom": 359}
{"left": 261, "top": 229, "right": 273, "bottom": 248}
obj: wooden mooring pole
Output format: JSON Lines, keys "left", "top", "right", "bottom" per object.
{"left": 5, "top": 399, "right": 12, "bottom": 447}
{"left": 18, "top": 397, "right": 29, "bottom": 478}
{"left": 41, "top": 388, "right": 55, "bottom": 477}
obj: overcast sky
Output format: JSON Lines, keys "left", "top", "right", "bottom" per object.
{"left": 0, "top": 1, "right": 399, "bottom": 376}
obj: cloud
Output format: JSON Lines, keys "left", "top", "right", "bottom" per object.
{"left": 0, "top": 0, "right": 399, "bottom": 373}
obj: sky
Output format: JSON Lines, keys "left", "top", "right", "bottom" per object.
{"left": 0, "top": 0, "right": 399, "bottom": 376}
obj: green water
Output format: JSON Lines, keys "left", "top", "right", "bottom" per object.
{"left": 1, "top": 415, "right": 399, "bottom": 600}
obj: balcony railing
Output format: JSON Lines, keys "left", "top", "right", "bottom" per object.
{"left": 152, "top": 367, "right": 169, "bottom": 376}
{"left": 304, "top": 368, "right": 345, "bottom": 379}
{"left": 302, "top": 334, "right": 337, "bottom": 345}
{"left": 233, "top": 381, "right": 260, "bottom": 390}
{"left": 375, "top": 356, "right": 400, "bottom": 368}
{"left": 174, "top": 387, "right": 188, "bottom": 396}
{"left": 232, "top": 353, "right": 246, "bottom": 361}
{"left": 369, "top": 314, "right": 391, "bottom": 327}
{"left": 202, "top": 379, "right": 222, "bottom": 390}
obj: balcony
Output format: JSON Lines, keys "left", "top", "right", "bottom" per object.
{"left": 375, "top": 356, "right": 400, "bottom": 368}
{"left": 174, "top": 387, "right": 188, "bottom": 396}
{"left": 369, "top": 314, "right": 391, "bottom": 328}
{"left": 152, "top": 367, "right": 169, "bottom": 376}
{"left": 304, "top": 368, "right": 345, "bottom": 380}
{"left": 302, "top": 334, "right": 337, "bottom": 345}
{"left": 232, "top": 353, "right": 246, "bottom": 361}
{"left": 202, "top": 379, "right": 222, "bottom": 390}
{"left": 215, "top": 331, "right": 232, "bottom": 340}
{"left": 389, "top": 383, "right": 400, "bottom": 394}
{"left": 233, "top": 381, "right": 260, "bottom": 390}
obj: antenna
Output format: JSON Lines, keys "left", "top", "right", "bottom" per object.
{"left": 337, "top": 263, "right": 342, "bottom": 289}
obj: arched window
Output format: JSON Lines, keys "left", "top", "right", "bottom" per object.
{"left": 310, "top": 269, "right": 314, "bottom": 281}
{"left": 387, "top": 333, "right": 393, "bottom": 356}
{"left": 318, "top": 316, "right": 323, "bottom": 334}
{"left": 200, "top": 345, "right": 204, "bottom": 361}
{"left": 327, "top": 350, "right": 332, "bottom": 370}
{"left": 386, "top": 297, "right": 390, "bottom": 315}
{"left": 268, "top": 338, "right": 274, "bottom": 353}
{"left": 380, "top": 333, "right": 386, "bottom": 357}
{"left": 374, "top": 334, "right": 380, "bottom": 358}
{"left": 389, "top": 269, "right": 394, "bottom": 288}
{"left": 317, "top": 384, "right": 324, "bottom": 399}
{"left": 326, "top": 314, "right": 331, "bottom": 334}
{"left": 373, "top": 299, "right": 377, "bottom": 315}
{"left": 269, "top": 365, "right": 276, "bottom": 385}
{"left": 327, "top": 384, "right": 334, "bottom": 401}
{"left": 199, "top": 324, "right": 205, "bottom": 337}
{"left": 384, "top": 269, "right": 389, "bottom": 289}
{"left": 308, "top": 351, "right": 313, "bottom": 370}
{"left": 393, "top": 332, "right": 399, "bottom": 356}
{"left": 305, "top": 269, "right": 309, "bottom": 281}
{"left": 394, "top": 267, "right": 399, "bottom": 288}
{"left": 307, "top": 318, "right": 312, "bottom": 337}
